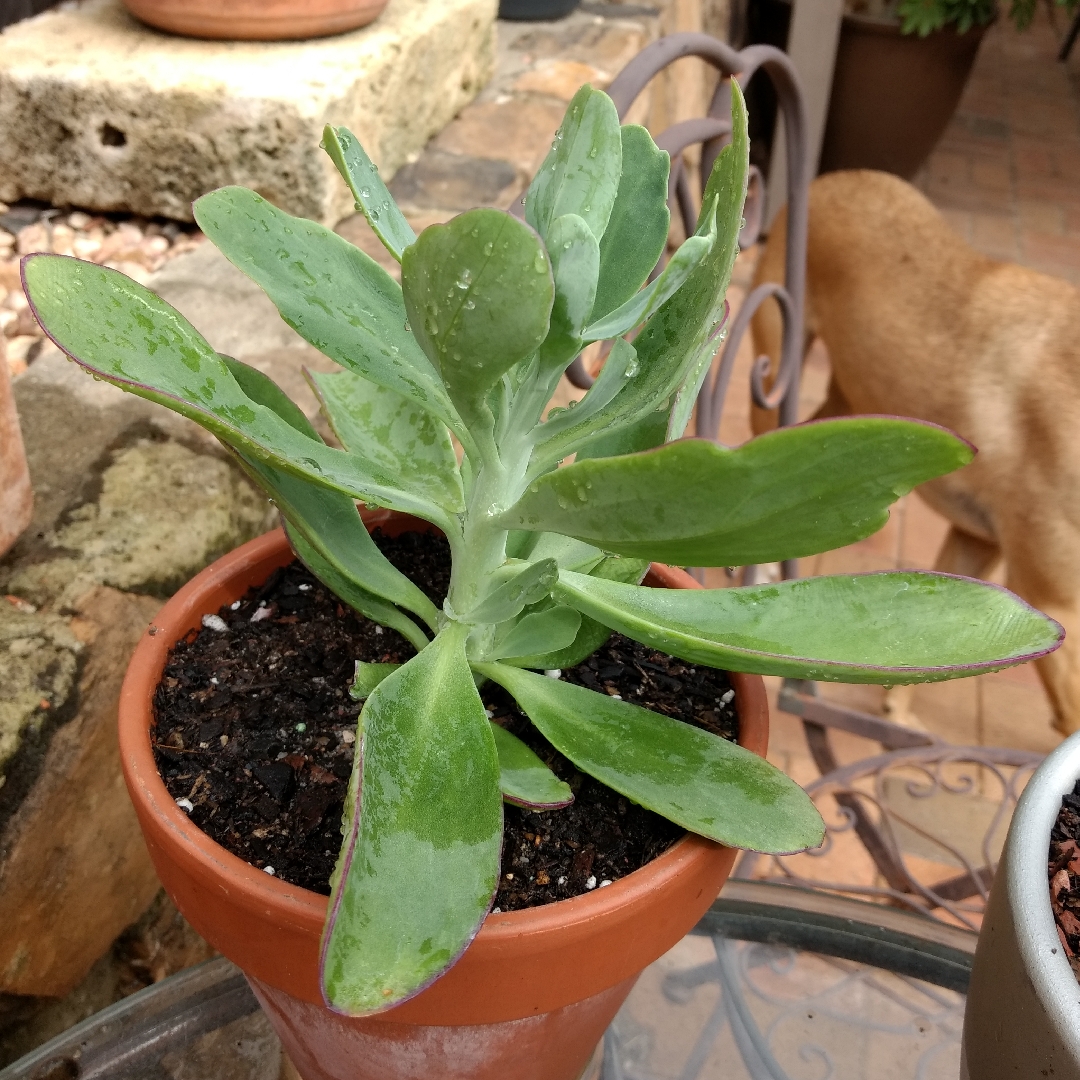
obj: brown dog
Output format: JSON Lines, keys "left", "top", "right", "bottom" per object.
{"left": 752, "top": 169, "right": 1080, "bottom": 736}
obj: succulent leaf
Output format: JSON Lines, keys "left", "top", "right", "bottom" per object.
{"left": 478, "top": 663, "right": 824, "bottom": 853}
{"left": 525, "top": 85, "right": 623, "bottom": 244}
{"left": 320, "top": 625, "right": 501, "bottom": 1015}
{"left": 322, "top": 124, "right": 416, "bottom": 261}
{"left": 489, "top": 722, "right": 574, "bottom": 808}
{"left": 508, "top": 419, "right": 974, "bottom": 566}
{"left": 401, "top": 208, "right": 554, "bottom": 413}
{"left": 554, "top": 570, "right": 1065, "bottom": 683}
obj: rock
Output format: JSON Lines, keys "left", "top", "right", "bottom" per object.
{"left": 0, "top": 601, "right": 80, "bottom": 799}
{"left": 388, "top": 149, "right": 517, "bottom": 211}
{"left": 0, "top": 343, "right": 32, "bottom": 557}
{"left": 0, "top": 0, "right": 498, "bottom": 224}
{"left": 0, "top": 587, "right": 164, "bottom": 997}
{"left": 3, "top": 437, "right": 271, "bottom": 609}
{"left": 432, "top": 98, "right": 566, "bottom": 178}
{"left": 512, "top": 59, "right": 611, "bottom": 100}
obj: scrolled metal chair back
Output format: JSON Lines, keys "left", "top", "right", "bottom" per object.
{"left": 567, "top": 33, "right": 812, "bottom": 464}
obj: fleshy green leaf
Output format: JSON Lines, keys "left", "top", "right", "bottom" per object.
{"left": 287, "top": 525, "right": 430, "bottom": 651}
{"left": 219, "top": 357, "right": 439, "bottom": 639}
{"left": 478, "top": 664, "right": 823, "bottom": 853}
{"left": 307, "top": 369, "right": 462, "bottom": 516}
{"left": 22, "top": 256, "right": 457, "bottom": 526}
{"left": 536, "top": 213, "right": 600, "bottom": 375}
{"left": 321, "top": 624, "right": 501, "bottom": 1014}
{"left": 525, "top": 85, "right": 622, "bottom": 244}
{"left": 463, "top": 558, "right": 559, "bottom": 624}
{"left": 489, "top": 605, "right": 581, "bottom": 660}
{"left": 322, "top": 125, "right": 416, "bottom": 261}
{"left": 573, "top": 406, "right": 668, "bottom": 463}
{"left": 515, "top": 532, "right": 605, "bottom": 574}
{"left": 554, "top": 570, "right": 1065, "bottom": 684}
{"left": 577, "top": 82, "right": 746, "bottom": 459}
{"left": 400, "top": 208, "right": 554, "bottom": 413}
{"left": 582, "top": 197, "right": 716, "bottom": 343}
{"left": 191, "top": 187, "right": 471, "bottom": 454}
{"left": 507, "top": 419, "right": 974, "bottom": 566}
{"left": 591, "top": 124, "right": 670, "bottom": 322}
{"left": 506, "top": 554, "right": 648, "bottom": 670}
{"left": 489, "top": 722, "right": 573, "bottom": 808}
{"left": 350, "top": 661, "right": 401, "bottom": 700}
{"left": 532, "top": 338, "right": 639, "bottom": 467}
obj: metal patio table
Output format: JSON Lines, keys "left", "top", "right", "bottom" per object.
{"left": 1, "top": 881, "right": 975, "bottom": 1080}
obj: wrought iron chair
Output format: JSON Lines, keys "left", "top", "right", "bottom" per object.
{"left": 566, "top": 32, "right": 1045, "bottom": 928}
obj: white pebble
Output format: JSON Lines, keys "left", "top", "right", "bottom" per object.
{"left": 374, "top": 625, "right": 384, "bottom": 635}
{"left": 263, "top": 866, "right": 276, "bottom": 876}
{"left": 585, "top": 875, "right": 597, "bottom": 890}
{"left": 599, "top": 879, "right": 613, "bottom": 888}
{"left": 610, "top": 694, "right": 622, "bottom": 701}
{"left": 720, "top": 689, "right": 735, "bottom": 704}
{"left": 201, "top": 614, "right": 228, "bottom": 632}
{"left": 340, "top": 730, "right": 355, "bottom": 744}
{"left": 250, "top": 605, "right": 272, "bottom": 623}
{"left": 485, "top": 709, "right": 494, "bottom": 718}
{"left": 544, "top": 669, "right": 562, "bottom": 679}
{"left": 298, "top": 583, "right": 311, "bottom": 591}
{"left": 210, "top": 677, "right": 219, "bottom": 685}
{"left": 492, "top": 906, "right": 501, "bottom": 913}
{"left": 176, "top": 797, "right": 194, "bottom": 812}
{"left": 230, "top": 600, "right": 241, "bottom": 610}
{"left": 558, "top": 876, "right": 567, "bottom": 886}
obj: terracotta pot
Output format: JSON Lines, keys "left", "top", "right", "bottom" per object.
{"left": 961, "top": 731, "right": 1080, "bottom": 1079}
{"left": 0, "top": 343, "right": 33, "bottom": 559}
{"left": 751, "top": 0, "right": 991, "bottom": 180}
{"left": 119, "top": 515, "right": 770, "bottom": 1080}
{"left": 120, "top": 0, "right": 389, "bottom": 41}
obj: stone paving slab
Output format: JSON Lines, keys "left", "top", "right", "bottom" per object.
{"left": 0, "top": 0, "right": 497, "bottom": 223}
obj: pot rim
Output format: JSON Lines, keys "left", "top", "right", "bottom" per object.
{"left": 120, "top": 528, "right": 768, "bottom": 959}
{"left": 1004, "top": 729, "right": 1080, "bottom": 1051}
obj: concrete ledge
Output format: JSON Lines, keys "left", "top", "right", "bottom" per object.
{"left": 0, "top": 0, "right": 497, "bottom": 223}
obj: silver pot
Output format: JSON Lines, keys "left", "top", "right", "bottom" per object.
{"left": 962, "top": 731, "right": 1080, "bottom": 1078}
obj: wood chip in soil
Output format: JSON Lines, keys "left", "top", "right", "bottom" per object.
{"left": 153, "top": 529, "right": 739, "bottom": 910}
{"left": 1049, "top": 778, "right": 1080, "bottom": 980}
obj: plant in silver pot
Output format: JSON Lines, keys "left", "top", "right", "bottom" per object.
{"left": 22, "top": 83, "right": 1061, "bottom": 1024}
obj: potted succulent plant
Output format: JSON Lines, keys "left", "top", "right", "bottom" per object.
{"left": 962, "top": 732, "right": 1080, "bottom": 1079}
{"left": 749, "top": 0, "right": 1076, "bottom": 179}
{"left": 22, "top": 83, "right": 1061, "bottom": 1080}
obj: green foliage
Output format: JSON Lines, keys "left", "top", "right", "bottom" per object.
{"left": 22, "top": 81, "right": 1063, "bottom": 1019}
{"left": 896, "top": 0, "right": 1077, "bottom": 35}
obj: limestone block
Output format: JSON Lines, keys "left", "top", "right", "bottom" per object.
{"left": 0, "top": 603, "right": 81, "bottom": 797}
{"left": 3, "top": 436, "right": 270, "bottom": 609}
{"left": 0, "top": 587, "right": 163, "bottom": 997}
{"left": 0, "top": 0, "right": 498, "bottom": 224}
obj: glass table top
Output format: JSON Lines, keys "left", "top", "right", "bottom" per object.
{"left": 0, "top": 881, "right": 977, "bottom": 1080}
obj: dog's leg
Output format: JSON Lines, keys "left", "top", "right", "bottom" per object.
{"left": 884, "top": 526, "right": 1002, "bottom": 730}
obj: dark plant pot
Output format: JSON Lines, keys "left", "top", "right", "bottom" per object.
{"left": 749, "top": 0, "right": 991, "bottom": 180}
{"left": 118, "top": 515, "right": 771, "bottom": 1080}
{"left": 499, "top": 0, "right": 580, "bottom": 21}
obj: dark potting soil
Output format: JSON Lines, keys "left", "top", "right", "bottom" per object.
{"left": 1049, "top": 778, "right": 1080, "bottom": 979}
{"left": 153, "top": 530, "right": 739, "bottom": 910}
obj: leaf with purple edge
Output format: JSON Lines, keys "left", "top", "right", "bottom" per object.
{"left": 477, "top": 663, "right": 823, "bottom": 853}
{"left": 320, "top": 623, "right": 501, "bottom": 1015}
{"left": 553, "top": 570, "right": 1064, "bottom": 684}
{"left": 506, "top": 419, "right": 974, "bottom": 567}
{"left": 489, "top": 722, "right": 573, "bottom": 809}
{"left": 20, "top": 255, "right": 461, "bottom": 528}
